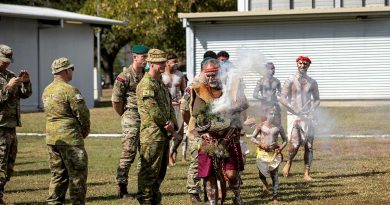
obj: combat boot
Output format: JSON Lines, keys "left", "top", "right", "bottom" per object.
{"left": 0, "top": 182, "right": 5, "bottom": 205}
{"left": 118, "top": 183, "right": 134, "bottom": 199}
{"left": 188, "top": 193, "right": 201, "bottom": 203}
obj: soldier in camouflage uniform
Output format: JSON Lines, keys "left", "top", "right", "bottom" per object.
{"left": 42, "top": 57, "right": 90, "bottom": 205}
{"left": 0, "top": 44, "right": 32, "bottom": 204}
{"left": 111, "top": 45, "right": 149, "bottom": 198}
{"left": 136, "top": 49, "right": 179, "bottom": 205}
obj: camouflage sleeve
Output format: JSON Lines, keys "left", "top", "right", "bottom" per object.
{"left": 111, "top": 72, "right": 127, "bottom": 102}
{"left": 138, "top": 82, "right": 168, "bottom": 128}
{"left": 68, "top": 87, "right": 90, "bottom": 134}
{"left": 0, "top": 80, "right": 11, "bottom": 103}
{"left": 18, "top": 81, "right": 32, "bottom": 99}
{"left": 180, "top": 87, "right": 191, "bottom": 112}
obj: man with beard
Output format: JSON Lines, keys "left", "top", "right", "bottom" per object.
{"left": 111, "top": 45, "right": 149, "bottom": 198}
{"left": 189, "top": 58, "right": 248, "bottom": 205}
{"left": 253, "top": 62, "right": 282, "bottom": 126}
{"left": 162, "top": 52, "right": 187, "bottom": 165}
{"left": 280, "top": 56, "right": 320, "bottom": 181}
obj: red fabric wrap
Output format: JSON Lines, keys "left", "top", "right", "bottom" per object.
{"left": 296, "top": 56, "right": 312, "bottom": 64}
{"left": 204, "top": 66, "right": 219, "bottom": 73}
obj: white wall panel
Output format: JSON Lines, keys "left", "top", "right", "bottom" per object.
{"left": 194, "top": 18, "right": 390, "bottom": 100}
{"left": 0, "top": 17, "right": 39, "bottom": 111}
{"left": 39, "top": 24, "right": 94, "bottom": 108}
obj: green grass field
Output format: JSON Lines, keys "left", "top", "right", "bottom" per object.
{"left": 9, "top": 89, "right": 390, "bottom": 204}
{"left": 5, "top": 136, "right": 390, "bottom": 205}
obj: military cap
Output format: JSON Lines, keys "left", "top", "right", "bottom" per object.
{"left": 0, "top": 44, "right": 13, "bottom": 63}
{"left": 146, "top": 49, "right": 166, "bottom": 63}
{"left": 132, "top": 45, "right": 149, "bottom": 54}
{"left": 51, "top": 57, "right": 74, "bottom": 74}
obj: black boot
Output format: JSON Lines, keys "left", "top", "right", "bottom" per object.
{"left": 118, "top": 183, "right": 133, "bottom": 199}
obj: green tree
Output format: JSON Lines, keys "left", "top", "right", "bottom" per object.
{"left": 81, "top": 0, "right": 236, "bottom": 85}
{"left": 0, "top": 0, "right": 85, "bottom": 11}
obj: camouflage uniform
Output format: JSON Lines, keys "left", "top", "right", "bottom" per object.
{"left": 42, "top": 57, "right": 90, "bottom": 205}
{"left": 181, "top": 78, "right": 202, "bottom": 196}
{"left": 0, "top": 70, "right": 32, "bottom": 197}
{"left": 0, "top": 44, "right": 32, "bottom": 201}
{"left": 136, "top": 72, "right": 177, "bottom": 204}
{"left": 111, "top": 65, "right": 144, "bottom": 185}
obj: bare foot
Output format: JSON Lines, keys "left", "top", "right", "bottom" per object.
{"left": 181, "top": 158, "right": 187, "bottom": 163}
{"left": 262, "top": 186, "right": 269, "bottom": 197}
{"left": 283, "top": 163, "right": 291, "bottom": 177}
{"left": 272, "top": 196, "right": 278, "bottom": 204}
{"left": 304, "top": 174, "right": 314, "bottom": 181}
{"left": 169, "top": 153, "right": 175, "bottom": 166}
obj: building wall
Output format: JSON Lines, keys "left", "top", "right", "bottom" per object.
{"left": 0, "top": 17, "right": 95, "bottom": 111}
{"left": 192, "top": 18, "right": 390, "bottom": 100}
{"left": 0, "top": 17, "right": 39, "bottom": 111}
{"left": 39, "top": 23, "right": 94, "bottom": 108}
{"left": 248, "top": 0, "right": 388, "bottom": 10}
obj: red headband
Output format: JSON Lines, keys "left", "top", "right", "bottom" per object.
{"left": 204, "top": 66, "right": 219, "bottom": 73}
{"left": 296, "top": 56, "right": 312, "bottom": 64}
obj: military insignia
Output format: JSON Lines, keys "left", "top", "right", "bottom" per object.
{"left": 75, "top": 94, "right": 84, "bottom": 100}
{"left": 116, "top": 76, "right": 125, "bottom": 84}
{"left": 142, "top": 89, "right": 154, "bottom": 97}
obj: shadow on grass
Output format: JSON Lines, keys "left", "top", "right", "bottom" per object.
{"left": 14, "top": 202, "right": 47, "bottom": 205}
{"left": 87, "top": 194, "right": 120, "bottom": 202}
{"left": 14, "top": 168, "right": 50, "bottom": 176}
{"left": 320, "top": 170, "right": 388, "bottom": 179}
{"left": 8, "top": 187, "right": 48, "bottom": 193}
{"left": 94, "top": 100, "right": 112, "bottom": 108}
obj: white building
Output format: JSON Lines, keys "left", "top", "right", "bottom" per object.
{"left": 179, "top": 0, "right": 390, "bottom": 100}
{"left": 0, "top": 3, "right": 123, "bottom": 111}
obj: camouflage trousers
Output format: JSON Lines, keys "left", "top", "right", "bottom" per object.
{"left": 47, "top": 145, "right": 88, "bottom": 205}
{"left": 0, "top": 127, "right": 17, "bottom": 198}
{"left": 116, "top": 112, "right": 140, "bottom": 185}
{"left": 186, "top": 135, "right": 201, "bottom": 194}
{"left": 137, "top": 140, "right": 169, "bottom": 204}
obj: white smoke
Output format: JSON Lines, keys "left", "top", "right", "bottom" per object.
{"left": 211, "top": 49, "right": 268, "bottom": 113}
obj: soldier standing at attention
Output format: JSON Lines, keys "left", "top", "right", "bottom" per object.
{"left": 42, "top": 57, "right": 90, "bottom": 205}
{"left": 0, "top": 44, "right": 32, "bottom": 205}
{"left": 111, "top": 45, "right": 149, "bottom": 198}
{"left": 136, "top": 49, "right": 179, "bottom": 205}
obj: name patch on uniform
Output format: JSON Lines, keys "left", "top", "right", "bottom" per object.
{"left": 142, "top": 90, "right": 154, "bottom": 97}
{"left": 116, "top": 76, "right": 125, "bottom": 84}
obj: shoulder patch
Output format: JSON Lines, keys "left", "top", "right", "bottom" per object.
{"left": 142, "top": 89, "right": 155, "bottom": 97}
{"left": 75, "top": 94, "right": 84, "bottom": 100}
{"left": 116, "top": 76, "right": 126, "bottom": 84}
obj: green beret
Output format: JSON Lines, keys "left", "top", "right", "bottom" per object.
{"left": 132, "top": 45, "right": 149, "bottom": 54}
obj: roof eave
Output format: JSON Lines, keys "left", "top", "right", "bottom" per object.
{"left": 178, "top": 7, "right": 390, "bottom": 22}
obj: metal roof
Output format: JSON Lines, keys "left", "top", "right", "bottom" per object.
{"left": 0, "top": 3, "right": 124, "bottom": 26}
{"left": 179, "top": 6, "right": 390, "bottom": 22}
